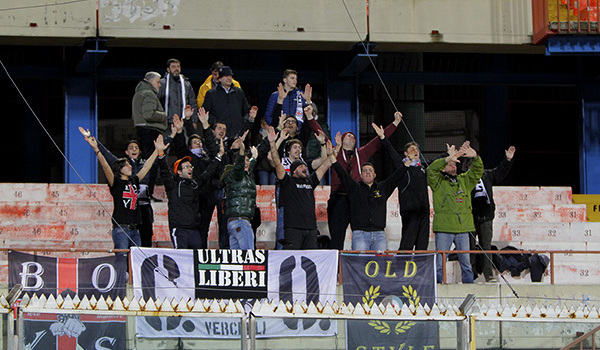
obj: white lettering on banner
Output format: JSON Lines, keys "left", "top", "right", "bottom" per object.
{"left": 95, "top": 336, "right": 116, "bottom": 350}
{"left": 198, "top": 270, "right": 266, "bottom": 288}
{"left": 20, "top": 262, "right": 45, "bottom": 291}
{"left": 197, "top": 250, "right": 266, "bottom": 264}
{"left": 91, "top": 263, "right": 117, "bottom": 293}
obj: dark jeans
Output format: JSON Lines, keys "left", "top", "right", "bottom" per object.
{"left": 399, "top": 210, "right": 430, "bottom": 250}
{"left": 198, "top": 206, "right": 214, "bottom": 249}
{"left": 470, "top": 219, "right": 494, "bottom": 281}
{"left": 139, "top": 204, "right": 154, "bottom": 248}
{"left": 170, "top": 227, "right": 204, "bottom": 249}
{"left": 136, "top": 127, "right": 161, "bottom": 197}
{"left": 215, "top": 189, "right": 229, "bottom": 249}
{"left": 327, "top": 193, "right": 351, "bottom": 250}
{"left": 283, "top": 228, "right": 318, "bottom": 250}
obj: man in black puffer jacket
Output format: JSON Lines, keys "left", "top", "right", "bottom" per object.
{"left": 158, "top": 143, "right": 224, "bottom": 249}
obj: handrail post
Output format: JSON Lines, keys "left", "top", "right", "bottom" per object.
{"left": 550, "top": 252, "right": 555, "bottom": 285}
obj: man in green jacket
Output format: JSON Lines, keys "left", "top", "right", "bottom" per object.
{"left": 427, "top": 141, "right": 483, "bottom": 284}
{"left": 132, "top": 71, "right": 168, "bottom": 201}
{"left": 222, "top": 131, "right": 258, "bottom": 250}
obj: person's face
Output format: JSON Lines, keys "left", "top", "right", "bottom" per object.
{"left": 404, "top": 145, "right": 420, "bottom": 160}
{"left": 361, "top": 165, "right": 376, "bottom": 185}
{"left": 220, "top": 75, "right": 233, "bottom": 88}
{"left": 342, "top": 133, "right": 356, "bottom": 150}
{"left": 289, "top": 143, "right": 302, "bottom": 160}
{"left": 211, "top": 69, "right": 219, "bottom": 82}
{"left": 120, "top": 162, "right": 133, "bottom": 177}
{"left": 178, "top": 162, "right": 194, "bottom": 179}
{"left": 244, "top": 155, "right": 251, "bottom": 171}
{"left": 149, "top": 77, "right": 161, "bottom": 91}
{"left": 283, "top": 73, "right": 297, "bottom": 90}
{"left": 190, "top": 137, "right": 202, "bottom": 150}
{"left": 125, "top": 142, "right": 140, "bottom": 160}
{"left": 167, "top": 62, "right": 181, "bottom": 77}
{"left": 444, "top": 161, "right": 457, "bottom": 176}
{"left": 292, "top": 164, "right": 308, "bottom": 178}
{"left": 284, "top": 118, "right": 298, "bottom": 135}
{"left": 214, "top": 123, "right": 227, "bottom": 140}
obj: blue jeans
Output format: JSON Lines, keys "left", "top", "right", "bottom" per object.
{"left": 352, "top": 230, "right": 387, "bottom": 251}
{"left": 112, "top": 226, "right": 141, "bottom": 255}
{"left": 228, "top": 218, "right": 254, "bottom": 250}
{"left": 258, "top": 170, "right": 276, "bottom": 185}
{"left": 435, "top": 232, "right": 473, "bottom": 283}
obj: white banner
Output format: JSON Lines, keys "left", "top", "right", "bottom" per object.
{"left": 131, "top": 247, "right": 195, "bottom": 301}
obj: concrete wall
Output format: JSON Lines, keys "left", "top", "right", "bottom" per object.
{"left": 0, "top": 0, "right": 533, "bottom": 48}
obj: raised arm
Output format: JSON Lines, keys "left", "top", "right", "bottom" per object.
{"left": 315, "top": 141, "right": 335, "bottom": 181}
{"left": 267, "top": 126, "right": 286, "bottom": 180}
{"left": 137, "top": 135, "right": 169, "bottom": 181}
{"left": 80, "top": 127, "right": 114, "bottom": 186}
{"left": 358, "top": 111, "right": 402, "bottom": 160}
{"left": 309, "top": 130, "right": 329, "bottom": 170}
{"left": 488, "top": 146, "right": 515, "bottom": 184}
{"left": 372, "top": 122, "right": 405, "bottom": 169}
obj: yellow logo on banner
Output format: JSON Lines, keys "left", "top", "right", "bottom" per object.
{"left": 363, "top": 284, "right": 420, "bottom": 335}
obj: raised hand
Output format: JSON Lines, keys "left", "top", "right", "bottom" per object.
{"left": 301, "top": 83, "right": 312, "bottom": 102}
{"left": 393, "top": 111, "right": 403, "bottom": 126}
{"left": 249, "top": 106, "right": 258, "bottom": 120}
{"left": 335, "top": 131, "right": 342, "bottom": 148}
{"left": 315, "top": 129, "right": 326, "bottom": 144}
{"left": 240, "top": 130, "right": 249, "bottom": 142}
{"left": 277, "top": 83, "right": 288, "bottom": 103}
{"left": 79, "top": 127, "right": 98, "bottom": 149}
{"left": 197, "top": 107, "right": 209, "bottom": 127}
{"left": 280, "top": 128, "right": 289, "bottom": 141}
{"left": 460, "top": 140, "right": 477, "bottom": 158}
{"left": 371, "top": 123, "right": 385, "bottom": 139}
{"left": 218, "top": 138, "right": 225, "bottom": 157}
{"left": 506, "top": 145, "right": 516, "bottom": 161}
{"left": 250, "top": 146, "right": 258, "bottom": 159}
{"left": 266, "top": 126, "right": 278, "bottom": 143}
{"left": 278, "top": 113, "right": 287, "bottom": 130}
{"left": 304, "top": 104, "right": 314, "bottom": 120}
{"left": 78, "top": 127, "right": 91, "bottom": 138}
{"left": 173, "top": 114, "right": 184, "bottom": 133}
{"left": 154, "top": 134, "right": 169, "bottom": 152}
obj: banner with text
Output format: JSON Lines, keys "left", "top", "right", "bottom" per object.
{"left": 23, "top": 313, "right": 126, "bottom": 350}
{"left": 9, "top": 251, "right": 126, "bottom": 299}
{"left": 341, "top": 253, "right": 439, "bottom": 350}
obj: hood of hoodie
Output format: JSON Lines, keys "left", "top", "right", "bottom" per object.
{"left": 135, "top": 79, "right": 156, "bottom": 94}
{"left": 341, "top": 131, "right": 357, "bottom": 150}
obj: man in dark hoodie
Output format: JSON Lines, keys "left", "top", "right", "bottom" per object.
{"left": 158, "top": 141, "right": 225, "bottom": 249}
{"left": 332, "top": 123, "right": 409, "bottom": 250}
{"left": 308, "top": 110, "right": 403, "bottom": 250}
{"left": 132, "top": 71, "right": 168, "bottom": 201}
{"left": 469, "top": 146, "right": 516, "bottom": 282}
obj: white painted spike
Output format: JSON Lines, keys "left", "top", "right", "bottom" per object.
{"left": 250, "top": 299, "right": 262, "bottom": 314}
{"left": 95, "top": 296, "right": 110, "bottom": 311}
{"left": 359, "top": 302, "right": 370, "bottom": 315}
{"left": 414, "top": 303, "right": 427, "bottom": 317}
{"left": 161, "top": 298, "right": 174, "bottom": 312}
{"left": 0, "top": 295, "right": 9, "bottom": 308}
{"left": 207, "top": 299, "right": 220, "bottom": 313}
{"left": 90, "top": 295, "right": 98, "bottom": 308}
{"left": 423, "top": 303, "right": 432, "bottom": 316}
{"left": 408, "top": 303, "right": 417, "bottom": 315}
{"left": 451, "top": 304, "right": 461, "bottom": 317}
{"left": 331, "top": 301, "right": 340, "bottom": 314}
{"left": 515, "top": 305, "right": 527, "bottom": 318}
{"left": 20, "top": 293, "right": 31, "bottom": 308}
{"left": 185, "top": 299, "right": 195, "bottom": 312}
{"left": 27, "top": 294, "right": 42, "bottom": 309}
{"left": 307, "top": 301, "right": 320, "bottom": 315}
{"left": 234, "top": 299, "right": 244, "bottom": 313}
{"left": 558, "top": 305, "right": 569, "bottom": 318}
{"left": 429, "top": 304, "right": 442, "bottom": 317}
{"left": 322, "top": 301, "right": 336, "bottom": 315}
{"left": 300, "top": 300, "right": 308, "bottom": 313}
{"left": 383, "top": 302, "right": 395, "bottom": 316}
{"left": 56, "top": 294, "right": 64, "bottom": 308}
{"left": 106, "top": 295, "right": 114, "bottom": 309}
{"left": 478, "top": 302, "right": 488, "bottom": 316}
{"left": 401, "top": 303, "right": 411, "bottom": 316}
{"left": 62, "top": 295, "right": 75, "bottom": 309}
{"left": 316, "top": 301, "right": 324, "bottom": 314}
{"left": 285, "top": 300, "right": 293, "bottom": 313}
{"left": 370, "top": 302, "right": 383, "bottom": 316}
{"left": 487, "top": 305, "right": 500, "bottom": 318}
{"left": 347, "top": 302, "right": 355, "bottom": 314}
{"left": 224, "top": 300, "right": 237, "bottom": 314}
{"left": 274, "top": 300, "right": 288, "bottom": 315}
{"left": 45, "top": 294, "right": 58, "bottom": 309}
{"left": 339, "top": 302, "right": 351, "bottom": 315}
{"left": 190, "top": 299, "right": 205, "bottom": 313}
{"left": 530, "top": 305, "right": 542, "bottom": 318}
{"left": 292, "top": 301, "right": 304, "bottom": 315}
{"left": 128, "top": 297, "right": 141, "bottom": 312}
{"left": 144, "top": 298, "right": 158, "bottom": 312}
{"left": 112, "top": 297, "right": 125, "bottom": 311}
{"left": 78, "top": 296, "right": 91, "bottom": 310}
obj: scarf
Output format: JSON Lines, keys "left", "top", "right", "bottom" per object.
{"left": 164, "top": 73, "right": 186, "bottom": 118}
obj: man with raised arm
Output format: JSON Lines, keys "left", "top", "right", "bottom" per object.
{"left": 331, "top": 123, "right": 410, "bottom": 251}
{"left": 268, "top": 126, "right": 335, "bottom": 250}
{"left": 222, "top": 131, "right": 258, "bottom": 250}
{"left": 264, "top": 69, "right": 312, "bottom": 126}
{"left": 80, "top": 128, "right": 167, "bottom": 253}
{"left": 307, "top": 110, "right": 403, "bottom": 250}
{"left": 158, "top": 136, "right": 225, "bottom": 249}
{"left": 427, "top": 141, "right": 483, "bottom": 284}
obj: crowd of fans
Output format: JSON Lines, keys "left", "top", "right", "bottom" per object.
{"left": 78, "top": 58, "right": 517, "bottom": 283}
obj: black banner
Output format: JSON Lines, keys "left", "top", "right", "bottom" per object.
{"left": 9, "top": 251, "right": 126, "bottom": 299}
{"left": 341, "top": 254, "right": 439, "bottom": 350}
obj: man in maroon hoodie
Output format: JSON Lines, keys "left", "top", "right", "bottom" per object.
{"left": 307, "top": 110, "right": 403, "bottom": 249}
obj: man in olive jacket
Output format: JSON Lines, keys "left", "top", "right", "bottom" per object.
{"left": 427, "top": 141, "right": 483, "bottom": 284}
{"left": 222, "top": 131, "right": 258, "bottom": 250}
{"left": 132, "top": 71, "right": 168, "bottom": 200}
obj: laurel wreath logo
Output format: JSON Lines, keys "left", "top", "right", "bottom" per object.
{"left": 364, "top": 284, "right": 420, "bottom": 335}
